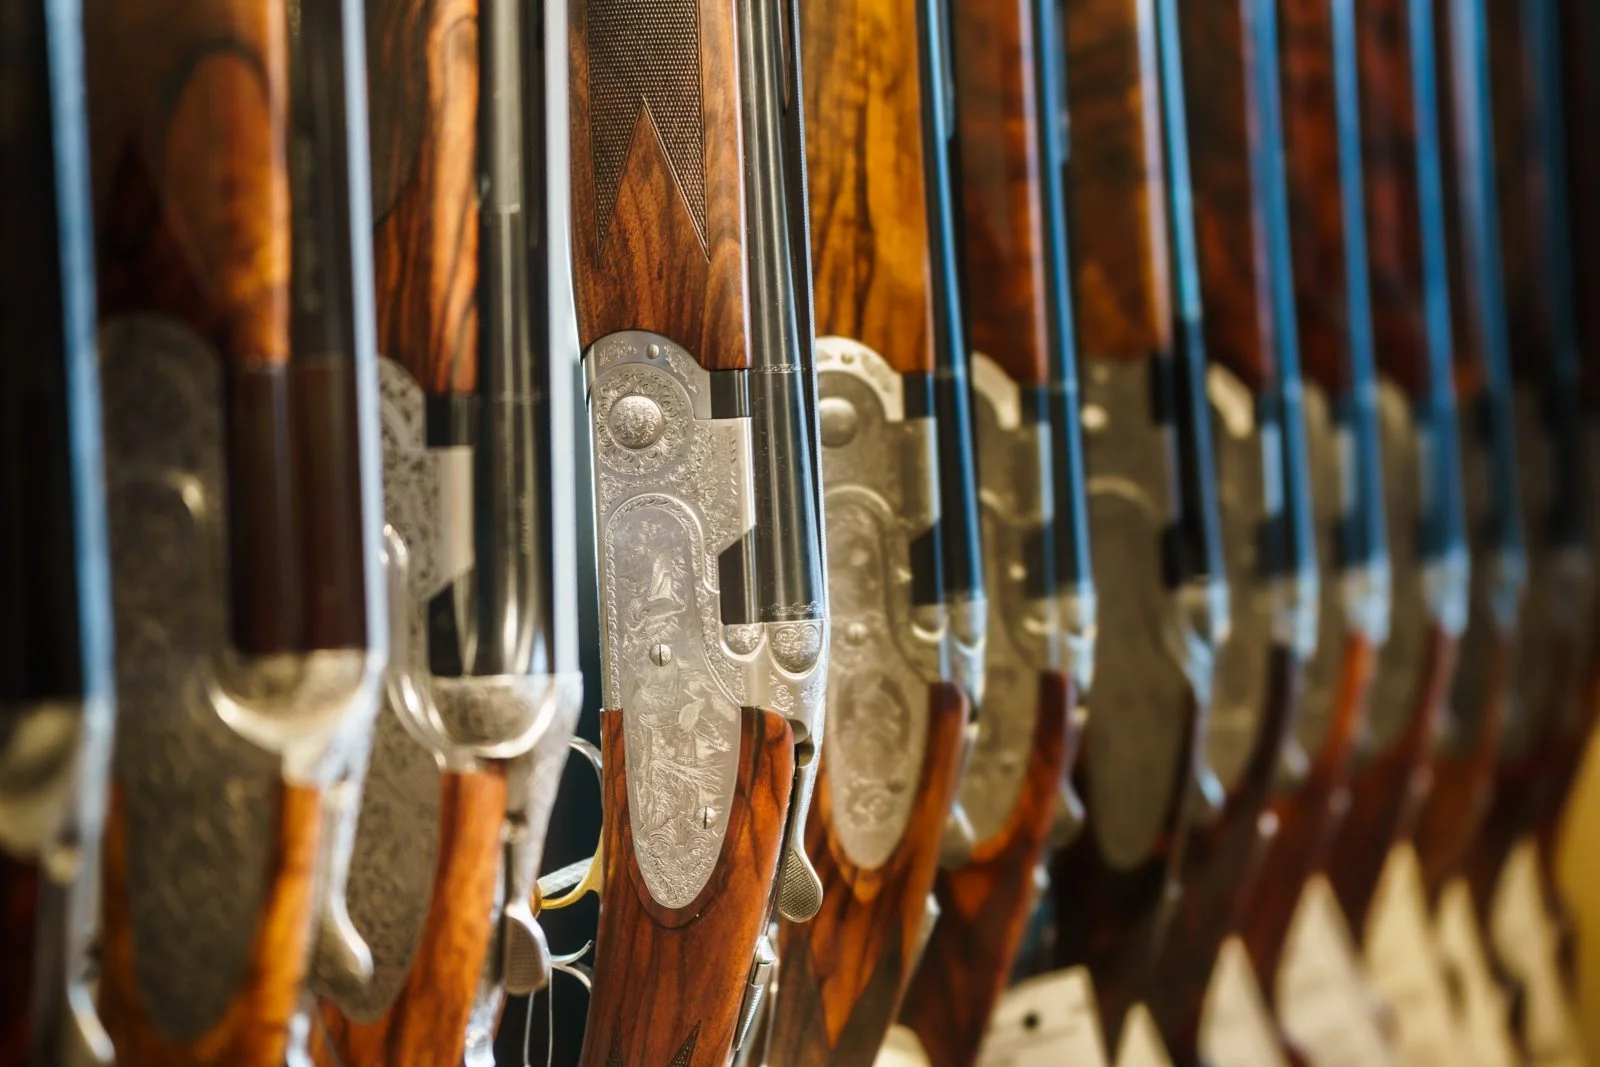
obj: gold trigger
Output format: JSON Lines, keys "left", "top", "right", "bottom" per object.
{"left": 533, "top": 735, "right": 606, "bottom": 915}
{"left": 535, "top": 848, "right": 604, "bottom": 913}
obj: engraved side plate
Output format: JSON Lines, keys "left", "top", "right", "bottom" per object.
{"left": 99, "top": 315, "right": 299, "bottom": 1042}
{"left": 1205, "top": 364, "right": 1272, "bottom": 793}
{"left": 1079, "top": 357, "right": 1196, "bottom": 869}
{"left": 1292, "top": 384, "right": 1349, "bottom": 771}
{"left": 962, "top": 354, "right": 1060, "bottom": 847}
{"left": 817, "top": 337, "right": 946, "bottom": 870}
{"left": 588, "top": 330, "right": 753, "bottom": 909}
{"left": 1364, "top": 379, "right": 1430, "bottom": 757}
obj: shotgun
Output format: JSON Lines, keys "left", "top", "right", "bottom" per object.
{"left": 896, "top": 0, "right": 1096, "bottom": 1057}
{"left": 1051, "top": 0, "right": 1230, "bottom": 1051}
{"left": 1322, "top": 0, "right": 1469, "bottom": 952}
{"left": 307, "top": 0, "right": 587, "bottom": 1062}
{"left": 84, "top": 0, "right": 389, "bottom": 1061}
{"left": 767, "top": 0, "right": 985, "bottom": 1057}
{"left": 1454, "top": 2, "right": 1590, "bottom": 1060}
{"left": 1148, "top": 0, "right": 1323, "bottom": 1059}
{"left": 1415, "top": 0, "right": 1530, "bottom": 917}
{"left": 0, "top": 2, "right": 115, "bottom": 1062}
{"left": 1237, "top": 1, "right": 1392, "bottom": 1046}
{"left": 568, "top": 0, "right": 829, "bottom": 1055}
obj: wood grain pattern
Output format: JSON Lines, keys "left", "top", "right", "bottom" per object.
{"left": 310, "top": 768, "right": 508, "bottom": 1067}
{"left": 567, "top": 0, "right": 748, "bottom": 369}
{"left": 367, "top": 0, "right": 480, "bottom": 395}
{"left": 1061, "top": 0, "right": 1171, "bottom": 362}
{"left": 1326, "top": 624, "right": 1455, "bottom": 937}
{"left": 950, "top": 0, "right": 1050, "bottom": 386}
{"left": 801, "top": 0, "right": 935, "bottom": 375}
{"left": 1353, "top": 0, "right": 1431, "bottom": 398}
{"left": 768, "top": 681, "right": 969, "bottom": 1067}
{"left": 898, "top": 673, "right": 1074, "bottom": 1067}
{"left": 579, "top": 707, "right": 794, "bottom": 1067}
{"left": 1149, "top": 646, "right": 1301, "bottom": 1061}
{"left": 86, "top": 0, "right": 291, "bottom": 369}
{"left": 98, "top": 782, "right": 321, "bottom": 1067}
{"left": 1178, "top": 0, "right": 1274, "bottom": 392}
{"left": 1413, "top": 635, "right": 1512, "bottom": 904}
{"left": 1279, "top": 0, "right": 1357, "bottom": 393}
{"left": 0, "top": 855, "right": 40, "bottom": 1067}
{"left": 1241, "top": 636, "right": 1374, "bottom": 992}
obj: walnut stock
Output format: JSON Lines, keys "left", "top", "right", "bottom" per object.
{"left": 578, "top": 708, "right": 794, "bottom": 1067}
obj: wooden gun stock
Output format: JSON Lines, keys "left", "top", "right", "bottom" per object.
{"left": 1326, "top": 626, "right": 1455, "bottom": 935}
{"left": 0, "top": 858, "right": 41, "bottom": 1067}
{"left": 1149, "top": 651, "right": 1300, "bottom": 1063}
{"left": 580, "top": 709, "right": 793, "bottom": 1067}
{"left": 898, "top": 675, "right": 1074, "bottom": 1067}
{"left": 769, "top": 683, "right": 967, "bottom": 1067}
{"left": 1240, "top": 638, "right": 1375, "bottom": 993}
{"left": 310, "top": 771, "right": 507, "bottom": 1067}
{"left": 98, "top": 784, "right": 320, "bottom": 1067}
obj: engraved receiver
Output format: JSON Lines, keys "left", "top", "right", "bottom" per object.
{"left": 84, "top": 0, "right": 389, "bottom": 1062}
{"left": 896, "top": 0, "right": 1097, "bottom": 1057}
{"left": 568, "top": 0, "right": 829, "bottom": 1056}
{"left": 307, "top": 0, "right": 586, "bottom": 1062}
{"left": 0, "top": 2, "right": 116, "bottom": 1062}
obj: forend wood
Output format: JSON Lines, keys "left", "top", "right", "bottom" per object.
{"left": 1484, "top": 0, "right": 1544, "bottom": 373}
{"left": 949, "top": 0, "right": 1052, "bottom": 386}
{"left": 1353, "top": 0, "right": 1433, "bottom": 399}
{"left": 801, "top": 0, "right": 935, "bottom": 376}
{"left": 767, "top": 682, "right": 968, "bottom": 1067}
{"left": 311, "top": 770, "right": 508, "bottom": 1067}
{"left": 579, "top": 708, "right": 794, "bottom": 1067}
{"left": 97, "top": 783, "right": 320, "bottom": 1067}
{"left": 1178, "top": 0, "right": 1274, "bottom": 393}
{"left": 1279, "top": 0, "right": 1358, "bottom": 394}
{"left": 367, "top": 0, "right": 480, "bottom": 395}
{"left": 568, "top": 0, "right": 749, "bottom": 370}
{"left": 898, "top": 673, "right": 1075, "bottom": 1067}
{"left": 1061, "top": 0, "right": 1171, "bottom": 362}
{"left": 85, "top": 0, "right": 368, "bottom": 656}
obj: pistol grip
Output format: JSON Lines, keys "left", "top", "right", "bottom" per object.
{"left": 311, "top": 768, "right": 507, "bottom": 1067}
{"left": 98, "top": 782, "right": 321, "bottom": 1067}
{"left": 578, "top": 707, "right": 794, "bottom": 1067}
{"left": 899, "top": 671, "right": 1074, "bottom": 1067}
{"left": 767, "top": 680, "right": 969, "bottom": 1067}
